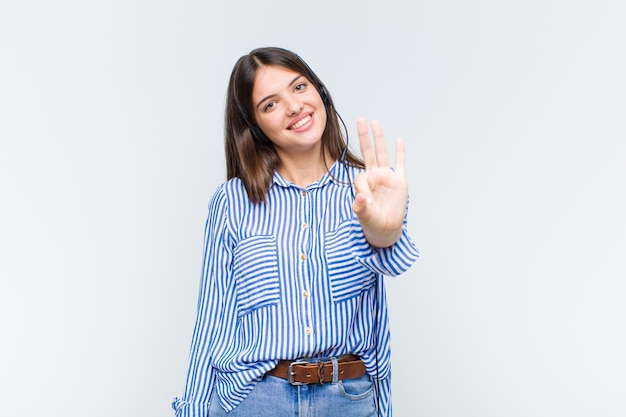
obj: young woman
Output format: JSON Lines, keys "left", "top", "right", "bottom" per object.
{"left": 172, "top": 47, "right": 419, "bottom": 417}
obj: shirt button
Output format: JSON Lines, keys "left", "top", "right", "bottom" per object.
{"left": 300, "top": 254, "right": 306, "bottom": 261}
{"left": 305, "top": 327, "right": 312, "bottom": 335}
{"left": 302, "top": 223, "right": 308, "bottom": 229}
{"left": 303, "top": 290, "right": 310, "bottom": 298}
{"left": 301, "top": 190, "right": 307, "bottom": 196}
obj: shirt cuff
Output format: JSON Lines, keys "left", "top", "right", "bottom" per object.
{"left": 172, "top": 397, "right": 211, "bottom": 417}
{"left": 325, "top": 219, "right": 418, "bottom": 278}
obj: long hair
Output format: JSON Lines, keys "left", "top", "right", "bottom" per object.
{"left": 225, "top": 46, "right": 364, "bottom": 203}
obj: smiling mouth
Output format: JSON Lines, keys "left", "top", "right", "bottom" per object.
{"left": 290, "top": 115, "right": 312, "bottom": 130}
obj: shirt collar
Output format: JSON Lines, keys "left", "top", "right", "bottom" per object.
{"left": 271, "top": 160, "right": 348, "bottom": 190}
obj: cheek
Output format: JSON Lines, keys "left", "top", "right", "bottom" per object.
{"left": 254, "top": 112, "right": 271, "bottom": 129}
{"left": 262, "top": 115, "right": 282, "bottom": 133}
{"left": 256, "top": 114, "right": 284, "bottom": 140}
{"left": 317, "top": 109, "right": 328, "bottom": 129}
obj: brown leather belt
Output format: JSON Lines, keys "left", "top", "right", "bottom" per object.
{"left": 266, "top": 355, "right": 366, "bottom": 385}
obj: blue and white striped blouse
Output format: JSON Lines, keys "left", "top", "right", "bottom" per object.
{"left": 172, "top": 161, "right": 419, "bottom": 417}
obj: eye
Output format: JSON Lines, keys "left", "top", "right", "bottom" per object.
{"left": 295, "top": 83, "right": 306, "bottom": 92}
{"left": 263, "top": 101, "right": 275, "bottom": 112}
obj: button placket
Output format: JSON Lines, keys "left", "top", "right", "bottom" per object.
{"left": 298, "top": 187, "right": 314, "bottom": 340}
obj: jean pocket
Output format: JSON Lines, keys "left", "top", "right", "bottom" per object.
{"left": 233, "top": 235, "right": 280, "bottom": 316}
{"left": 337, "top": 374, "right": 374, "bottom": 400}
{"left": 325, "top": 223, "right": 376, "bottom": 303}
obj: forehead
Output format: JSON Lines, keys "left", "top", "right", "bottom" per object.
{"left": 252, "top": 65, "right": 303, "bottom": 99}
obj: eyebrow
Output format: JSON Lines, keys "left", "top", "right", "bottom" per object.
{"left": 256, "top": 75, "right": 303, "bottom": 110}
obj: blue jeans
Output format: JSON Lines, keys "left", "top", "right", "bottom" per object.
{"left": 208, "top": 373, "right": 377, "bottom": 416}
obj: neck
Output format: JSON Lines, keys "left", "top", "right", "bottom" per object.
{"left": 277, "top": 151, "right": 335, "bottom": 188}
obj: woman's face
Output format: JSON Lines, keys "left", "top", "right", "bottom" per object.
{"left": 251, "top": 65, "right": 327, "bottom": 159}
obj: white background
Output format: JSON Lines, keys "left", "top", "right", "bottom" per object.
{"left": 1, "top": 1, "right": 625, "bottom": 416}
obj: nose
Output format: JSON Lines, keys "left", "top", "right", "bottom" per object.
{"left": 285, "top": 96, "right": 303, "bottom": 116}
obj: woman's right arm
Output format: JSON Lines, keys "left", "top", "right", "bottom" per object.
{"left": 172, "top": 185, "right": 234, "bottom": 417}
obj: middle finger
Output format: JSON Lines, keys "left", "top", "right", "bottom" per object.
{"left": 370, "top": 120, "right": 390, "bottom": 167}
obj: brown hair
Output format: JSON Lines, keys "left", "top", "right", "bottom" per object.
{"left": 225, "top": 46, "right": 364, "bottom": 203}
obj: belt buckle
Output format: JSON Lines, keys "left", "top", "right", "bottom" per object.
{"left": 288, "top": 360, "right": 310, "bottom": 385}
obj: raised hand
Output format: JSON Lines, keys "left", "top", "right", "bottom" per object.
{"left": 352, "top": 118, "right": 408, "bottom": 248}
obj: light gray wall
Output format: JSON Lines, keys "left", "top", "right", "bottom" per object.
{"left": 1, "top": 1, "right": 624, "bottom": 416}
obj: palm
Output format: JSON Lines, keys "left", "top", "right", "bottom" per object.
{"left": 352, "top": 118, "right": 408, "bottom": 248}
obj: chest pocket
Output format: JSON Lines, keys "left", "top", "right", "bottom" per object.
{"left": 232, "top": 235, "right": 280, "bottom": 316}
{"left": 325, "top": 222, "right": 377, "bottom": 303}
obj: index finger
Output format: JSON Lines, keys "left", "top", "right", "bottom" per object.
{"left": 357, "top": 117, "right": 375, "bottom": 169}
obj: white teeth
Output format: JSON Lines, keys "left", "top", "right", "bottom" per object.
{"left": 291, "top": 115, "right": 311, "bottom": 129}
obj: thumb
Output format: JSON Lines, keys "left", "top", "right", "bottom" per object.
{"left": 352, "top": 173, "right": 372, "bottom": 215}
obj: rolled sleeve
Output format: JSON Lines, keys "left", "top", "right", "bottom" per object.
{"left": 326, "top": 218, "right": 419, "bottom": 277}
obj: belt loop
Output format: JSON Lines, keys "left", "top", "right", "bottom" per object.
{"left": 331, "top": 357, "right": 339, "bottom": 384}
{"left": 317, "top": 361, "right": 325, "bottom": 384}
